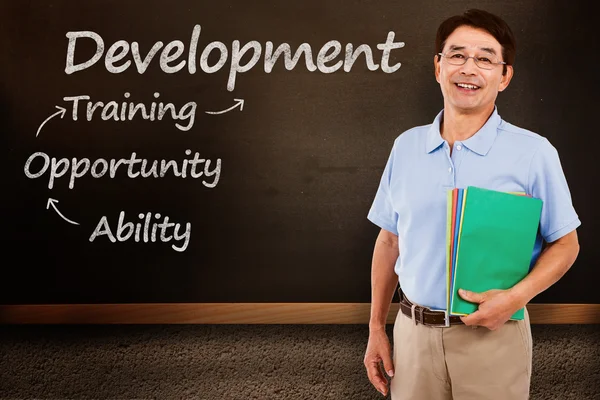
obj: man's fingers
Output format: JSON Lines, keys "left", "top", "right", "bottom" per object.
{"left": 460, "top": 310, "right": 482, "bottom": 326}
{"left": 381, "top": 353, "right": 395, "bottom": 377}
{"left": 377, "top": 363, "right": 390, "bottom": 394}
{"left": 365, "top": 360, "right": 380, "bottom": 380}
{"left": 366, "top": 361, "right": 388, "bottom": 395}
{"left": 458, "top": 288, "right": 485, "bottom": 304}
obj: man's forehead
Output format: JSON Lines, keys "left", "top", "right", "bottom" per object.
{"left": 444, "top": 26, "right": 502, "bottom": 53}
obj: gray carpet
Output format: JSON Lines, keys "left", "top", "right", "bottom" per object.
{"left": 1, "top": 324, "right": 599, "bottom": 399}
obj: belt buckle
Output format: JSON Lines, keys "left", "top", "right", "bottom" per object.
{"left": 410, "top": 304, "right": 425, "bottom": 325}
{"left": 429, "top": 309, "right": 450, "bottom": 328}
{"left": 411, "top": 304, "right": 449, "bottom": 327}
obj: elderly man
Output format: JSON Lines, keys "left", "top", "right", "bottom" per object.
{"left": 364, "top": 9, "right": 580, "bottom": 399}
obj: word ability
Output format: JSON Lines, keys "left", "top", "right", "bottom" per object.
{"left": 89, "top": 211, "right": 191, "bottom": 252}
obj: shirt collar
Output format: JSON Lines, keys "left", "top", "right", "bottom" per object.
{"left": 425, "top": 110, "right": 446, "bottom": 153}
{"left": 425, "top": 107, "right": 501, "bottom": 156}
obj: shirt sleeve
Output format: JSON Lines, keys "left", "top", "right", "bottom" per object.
{"left": 367, "top": 143, "right": 399, "bottom": 235}
{"left": 528, "top": 138, "right": 581, "bottom": 243}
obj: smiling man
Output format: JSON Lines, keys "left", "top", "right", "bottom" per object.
{"left": 363, "top": 9, "right": 581, "bottom": 399}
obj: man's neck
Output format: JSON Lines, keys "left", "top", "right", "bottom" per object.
{"left": 440, "top": 105, "right": 494, "bottom": 148}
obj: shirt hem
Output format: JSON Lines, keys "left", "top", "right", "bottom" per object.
{"left": 367, "top": 214, "right": 398, "bottom": 236}
{"left": 544, "top": 218, "right": 581, "bottom": 243}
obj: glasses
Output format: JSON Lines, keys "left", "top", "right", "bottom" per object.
{"left": 438, "top": 51, "right": 506, "bottom": 70}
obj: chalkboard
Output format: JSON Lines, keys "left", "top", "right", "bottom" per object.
{"left": 1, "top": 0, "right": 597, "bottom": 307}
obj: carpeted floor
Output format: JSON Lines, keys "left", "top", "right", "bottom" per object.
{"left": 1, "top": 324, "right": 599, "bottom": 399}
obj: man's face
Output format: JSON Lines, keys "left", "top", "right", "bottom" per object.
{"left": 434, "top": 26, "right": 513, "bottom": 115}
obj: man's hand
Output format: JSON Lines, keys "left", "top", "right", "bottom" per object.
{"left": 364, "top": 328, "right": 394, "bottom": 396}
{"left": 458, "top": 288, "right": 525, "bottom": 330}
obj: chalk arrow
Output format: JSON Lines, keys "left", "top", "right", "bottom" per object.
{"left": 36, "top": 106, "right": 67, "bottom": 137}
{"left": 205, "top": 99, "right": 244, "bottom": 115}
{"left": 46, "top": 198, "right": 79, "bottom": 225}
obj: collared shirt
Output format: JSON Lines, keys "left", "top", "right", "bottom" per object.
{"left": 367, "top": 107, "right": 581, "bottom": 310}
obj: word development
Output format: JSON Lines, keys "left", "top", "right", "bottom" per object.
{"left": 89, "top": 211, "right": 191, "bottom": 252}
{"left": 65, "top": 25, "right": 406, "bottom": 91}
{"left": 24, "top": 150, "right": 221, "bottom": 189}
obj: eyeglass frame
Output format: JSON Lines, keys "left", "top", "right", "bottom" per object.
{"left": 437, "top": 52, "right": 507, "bottom": 70}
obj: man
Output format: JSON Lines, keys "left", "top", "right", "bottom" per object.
{"left": 363, "top": 9, "right": 581, "bottom": 399}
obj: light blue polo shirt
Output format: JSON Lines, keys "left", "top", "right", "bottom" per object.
{"left": 367, "top": 107, "right": 581, "bottom": 310}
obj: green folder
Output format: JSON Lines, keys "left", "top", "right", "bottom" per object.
{"left": 450, "top": 186, "right": 542, "bottom": 320}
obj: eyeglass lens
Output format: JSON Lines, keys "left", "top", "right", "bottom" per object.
{"left": 443, "top": 51, "right": 499, "bottom": 69}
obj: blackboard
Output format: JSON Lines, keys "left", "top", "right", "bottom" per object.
{"left": 1, "top": 0, "right": 597, "bottom": 307}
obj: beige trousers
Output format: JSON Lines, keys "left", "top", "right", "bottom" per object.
{"left": 390, "top": 306, "right": 532, "bottom": 400}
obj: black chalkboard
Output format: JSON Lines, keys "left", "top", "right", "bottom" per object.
{"left": 1, "top": 0, "right": 597, "bottom": 305}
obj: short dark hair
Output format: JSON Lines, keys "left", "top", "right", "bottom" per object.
{"left": 435, "top": 9, "right": 516, "bottom": 75}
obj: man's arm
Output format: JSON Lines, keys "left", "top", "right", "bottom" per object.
{"left": 510, "top": 229, "right": 580, "bottom": 304}
{"left": 364, "top": 228, "right": 399, "bottom": 397}
{"left": 369, "top": 228, "right": 400, "bottom": 331}
{"left": 459, "top": 229, "right": 580, "bottom": 329}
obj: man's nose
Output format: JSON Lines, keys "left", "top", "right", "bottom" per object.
{"left": 459, "top": 57, "right": 478, "bottom": 74}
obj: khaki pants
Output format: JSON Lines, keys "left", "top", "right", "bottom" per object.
{"left": 390, "top": 306, "right": 532, "bottom": 400}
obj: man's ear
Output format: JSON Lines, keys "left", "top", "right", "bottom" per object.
{"left": 498, "top": 65, "right": 514, "bottom": 92}
{"left": 434, "top": 55, "right": 441, "bottom": 83}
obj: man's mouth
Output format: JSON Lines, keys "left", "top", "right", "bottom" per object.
{"left": 455, "top": 83, "right": 480, "bottom": 90}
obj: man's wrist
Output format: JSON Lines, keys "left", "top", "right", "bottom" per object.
{"left": 369, "top": 322, "right": 387, "bottom": 332}
{"left": 508, "top": 284, "right": 533, "bottom": 308}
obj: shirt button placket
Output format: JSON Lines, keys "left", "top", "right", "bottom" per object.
{"left": 443, "top": 142, "right": 455, "bottom": 187}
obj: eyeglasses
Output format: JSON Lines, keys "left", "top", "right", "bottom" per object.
{"left": 438, "top": 51, "right": 506, "bottom": 70}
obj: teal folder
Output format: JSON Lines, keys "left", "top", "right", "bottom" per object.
{"left": 450, "top": 186, "right": 542, "bottom": 320}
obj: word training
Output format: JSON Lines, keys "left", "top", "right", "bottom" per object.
{"left": 63, "top": 92, "right": 196, "bottom": 131}
{"left": 89, "top": 211, "right": 191, "bottom": 252}
{"left": 65, "top": 25, "right": 405, "bottom": 91}
{"left": 24, "top": 150, "right": 221, "bottom": 189}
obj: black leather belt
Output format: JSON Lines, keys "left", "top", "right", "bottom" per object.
{"left": 398, "top": 287, "right": 464, "bottom": 327}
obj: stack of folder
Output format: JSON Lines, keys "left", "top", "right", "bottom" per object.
{"left": 446, "top": 186, "right": 543, "bottom": 320}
